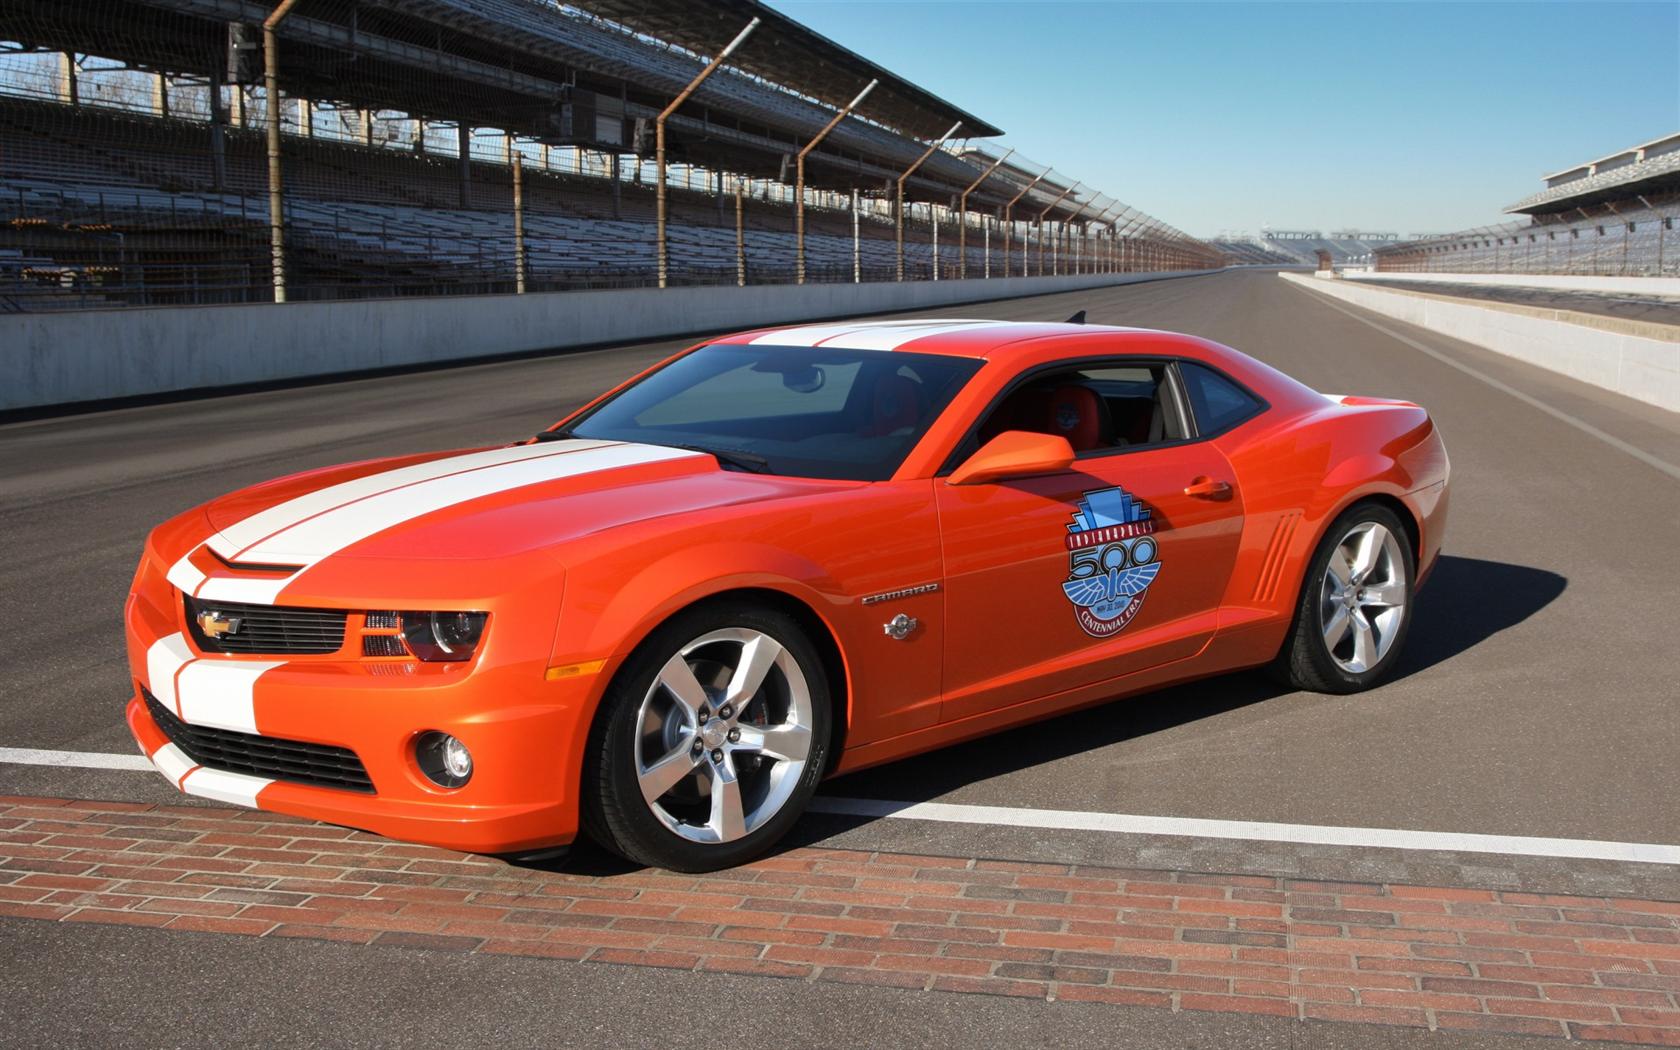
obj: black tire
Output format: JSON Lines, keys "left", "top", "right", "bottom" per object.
{"left": 1271, "top": 502, "right": 1416, "bottom": 694}
{"left": 581, "top": 600, "right": 832, "bottom": 872}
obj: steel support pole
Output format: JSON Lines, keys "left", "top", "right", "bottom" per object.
{"left": 851, "top": 188, "right": 860, "bottom": 283}
{"left": 896, "top": 121, "right": 963, "bottom": 281}
{"left": 957, "top": 148, "right": 1011, "bottom": 280}
{"left": 735, "top": 180, "right": 745, "bottom": 286}
{"left": 1001, "top": 171, "right": 1048, "bottom": 284}
{"left": 657, "top": 18, "right": 759, "bottom": 289}
{"left": 457, "top": 123, "right": 471, "bottom": 208}
{"left": 263, "top": 0, "right": 305, "bottom": 303}
{"left": 984, "top": 218, "right": 990, "bottom": 278}
{"left": 796, "top": 79, "right": 876, "bottom": 284}
{"left": 931, "top": 206, "right": 939, "bottom": 280}
{"left": 1059, "top": 198, "right": 1095, "bottom": 276}
{"left": 511, "top": 144, "right": 526, "bottom": 294}
{"left": 1638, "top": 195, "right": 1665, "bottom": 275}
{"left": 1035, "top": 182, "right": 1078, "bottom": 278}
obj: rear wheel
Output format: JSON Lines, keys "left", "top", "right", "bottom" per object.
{"left": 1273, "top": 503, "right": 1414, "bottom": 694}
{"left": 583, "top": 601, "right": 831, "bottom": 872}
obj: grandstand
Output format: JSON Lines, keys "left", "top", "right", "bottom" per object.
{"left": 1373, "top": 133, "right": 1680, "bottom": 276}
{"left": 0, "top": 0, "right": 1218, "bottom": 311}
{"left": 1209, "top": 239, "right": 1303, "bottom": 267}
{"left": 1242, "top": 230, "right": 1403, "bottom": 267}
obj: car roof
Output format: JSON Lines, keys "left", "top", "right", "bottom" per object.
{"left": 714, "top": 318, "right": 1195, "bottom": 360}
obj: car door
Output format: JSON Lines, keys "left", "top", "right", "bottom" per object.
{"left": 935, "top": 361, "right": 1245, "bottom": 723}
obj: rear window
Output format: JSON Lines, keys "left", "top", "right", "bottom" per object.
{"left": 565, "top": 343, "right": 980, "bottom": 481}
{"left": 1178, "top": 362, "right": 1263, "bottom": 434}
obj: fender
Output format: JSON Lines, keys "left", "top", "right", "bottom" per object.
{"left": 550, "top": 539, "right": 853, "bottom": 735}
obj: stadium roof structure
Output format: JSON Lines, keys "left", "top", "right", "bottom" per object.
{"left": 0, "top": 0, "right": 1210, "bottom": 237}
{"left": 563, "top": 0, "right": 1003, "bottom": 141}
{"left": 1506, "top": 132, "right": 1680, "bottom": 215}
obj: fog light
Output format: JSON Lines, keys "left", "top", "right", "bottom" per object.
{"left": 416, "top": 731, "right": 472, "bottom": 789}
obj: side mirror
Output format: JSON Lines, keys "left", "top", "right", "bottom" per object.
{"left": 947, "top": 430, "right": 1077, "bottom": 486}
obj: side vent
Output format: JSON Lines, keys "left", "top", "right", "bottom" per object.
{"left": 1252, "top": 511, "right": 1302, "bottom": 603}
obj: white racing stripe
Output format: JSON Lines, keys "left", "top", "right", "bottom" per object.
{"left": 179, "top": 766, "right": 270, "bottom": 808}
{"left": 206, "top": 440, "right": 612, "bottom": 559}
{"left": 750, "top": 318, "right": 995, "bottom": 349}
{"left": 240, "top": 441, "right": 694, "bottom": 563}
{"left": 809, "top": 797, "right": 1680, "bottom": 866}
{"left": 142, "top": 630, "right": 282, "bottom": 734}
{"left": 183, "top": 439, "right": 701, "bottom": 606}
{"left": 144, "top": 633, "right": 194, "bottom": 715}
{"left": 174, "top": 659, "right": 284, "bottom": 735}
{"left": 165, "top": 555, "right": 206, "bottom": 595}
{"left": 147, "top": 742, "right": 196, "bottom": 785}
{"left": 748, "top": 319, "right": 914, "bottom": 347}
{"left": 827, "top": 320, "right": 1014, "bottom": 351}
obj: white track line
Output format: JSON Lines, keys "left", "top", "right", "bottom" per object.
{"left": 1292, "top": 282, "right": 1680, "bottom": 483}
{"left": 0, "top": 747, "right": 151, "bottom": 771}
{"left": 812, "top": 797, "right": 1680, "bottom": 865}
{"left": 5, "top": 747, "right": 1676, "bottom": 865}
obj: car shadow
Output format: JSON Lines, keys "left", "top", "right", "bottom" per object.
{"left": 521, "top": 554, "right": 1564, "bottom": 873}
{"left": 792, "top": 554, "right": 1566, "bottom": 838}
{"left": 1387, "top": 554, "right": 1567, "bottom": 684}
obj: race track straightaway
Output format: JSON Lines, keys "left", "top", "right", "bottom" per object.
{"left": 2, "top": 270, "right": 1678, "bottom": 855}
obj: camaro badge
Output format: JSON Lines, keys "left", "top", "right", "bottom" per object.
{"left": 1062, "top": 487, "right": 1160, "bottom": 638}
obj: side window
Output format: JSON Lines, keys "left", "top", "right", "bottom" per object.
{"left": 974, "top": 361, "right": 1187, "bottom": 456}
{"left": 1178, "top": 362, "right": 1263, "bottom": 434}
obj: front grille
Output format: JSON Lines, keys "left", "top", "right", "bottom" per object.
{"left": 184, "top": 596, "right": 347, "bottom": 655}
{"left": 144, "top": 690, "right": 374, "bottom": 793}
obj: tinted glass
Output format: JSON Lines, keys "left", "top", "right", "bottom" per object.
{"left": 566, "top": 344, "right": 980, "bottom": 481}
{"left": 1178, "top": 362, "right": 1262, "bottom": 434}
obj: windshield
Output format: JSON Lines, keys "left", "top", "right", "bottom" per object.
{"left": 561, "top": 344, "right": 981, "bottom": 481}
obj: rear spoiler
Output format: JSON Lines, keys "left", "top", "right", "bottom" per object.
{"left": 1318, "top": 393, "right": 1422, "bottom": 409}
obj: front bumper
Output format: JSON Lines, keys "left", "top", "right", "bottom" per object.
{"left": 124, "top": 565, "right": 599, "bottom": 856}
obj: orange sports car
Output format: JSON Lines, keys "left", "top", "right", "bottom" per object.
{"left": 125, "top": 318, "right": 1449, "bottom": 871}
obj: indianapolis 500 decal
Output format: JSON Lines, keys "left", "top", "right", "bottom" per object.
{"left": 1061, "top": 487, "right": 1160, "bottom": 638}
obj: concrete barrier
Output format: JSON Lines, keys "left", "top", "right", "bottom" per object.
{"left": 2, "top": 270, "right": 1212, "bottom": 413}
{"left": 1344, "top": 271, "right": 1680, "bottom": 297}
{"left": 1280, "top": 272, "right": 1680, "bottom": 413}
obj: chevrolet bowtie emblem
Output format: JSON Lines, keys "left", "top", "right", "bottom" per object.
{"left": 197, "top": 610, "right": 243, "bottom": 638}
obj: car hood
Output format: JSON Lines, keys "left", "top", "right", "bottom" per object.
{"left": 199, "top": 438, "right": 854, "bottom": 566}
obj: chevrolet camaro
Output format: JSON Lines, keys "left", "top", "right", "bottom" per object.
{"left": 125, "top": 317, "right": 1450, "bottom": 871}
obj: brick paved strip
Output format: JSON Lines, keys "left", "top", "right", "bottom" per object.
{"left": 1, "top": 798, "right": 1677, "bottom": 1045}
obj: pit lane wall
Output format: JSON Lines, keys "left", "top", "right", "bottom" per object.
{"left": 2, "top": 270, "right": 1214, "bottom": 413}
{"left": 1346, "top": 271, "right": 1680, "bottom": 297}
{"left": 1279, "top": 272, "right": 1680, "bottom": 413}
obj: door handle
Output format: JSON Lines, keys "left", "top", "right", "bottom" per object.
{"left": 1183, "top": 476, "right": 1233, "bottom": 500}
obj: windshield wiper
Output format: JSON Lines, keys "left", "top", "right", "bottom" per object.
{"left": 665, "top": 443, "right": 774, "bottom": 474}
{"left": 532, "top": 429, "right": 572, "bottom": 442}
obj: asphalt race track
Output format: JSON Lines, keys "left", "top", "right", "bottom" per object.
{"left": 4, "top": 269, "right": 1679, "bottom": 1046}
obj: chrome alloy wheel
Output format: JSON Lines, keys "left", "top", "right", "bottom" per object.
{"left": 1318, "top": 520, "right": 1407, "bottom": 674}
{"left": 633, "top": 628, "right": 814, "bottom": 845}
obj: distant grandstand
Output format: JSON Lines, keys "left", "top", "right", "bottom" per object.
{"left": 0, "top": 0, "right": 1218, "bottom": 311}
{"left": 1212, "top": 230, "right": 1402, "bottom": 268}
{"left": 1208, "top": 239, "right": 1299, "bottom": 267}
{"left": 1373, "top": 133, "right": 1679, "bottom": 276}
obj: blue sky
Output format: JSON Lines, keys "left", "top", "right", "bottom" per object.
{"left": 766, "top": 1, "right": 1680, "bottom": 238}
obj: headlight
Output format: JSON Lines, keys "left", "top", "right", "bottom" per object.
{"left": 400, "top": 611, "right": 488, "bottom": 662}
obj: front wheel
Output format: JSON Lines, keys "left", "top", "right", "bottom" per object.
{"left": 583, "top": 602, "right": 831, "bottom": 872}
{"left": 1272, "top": 503, "right": 1415, "bottom": 694}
